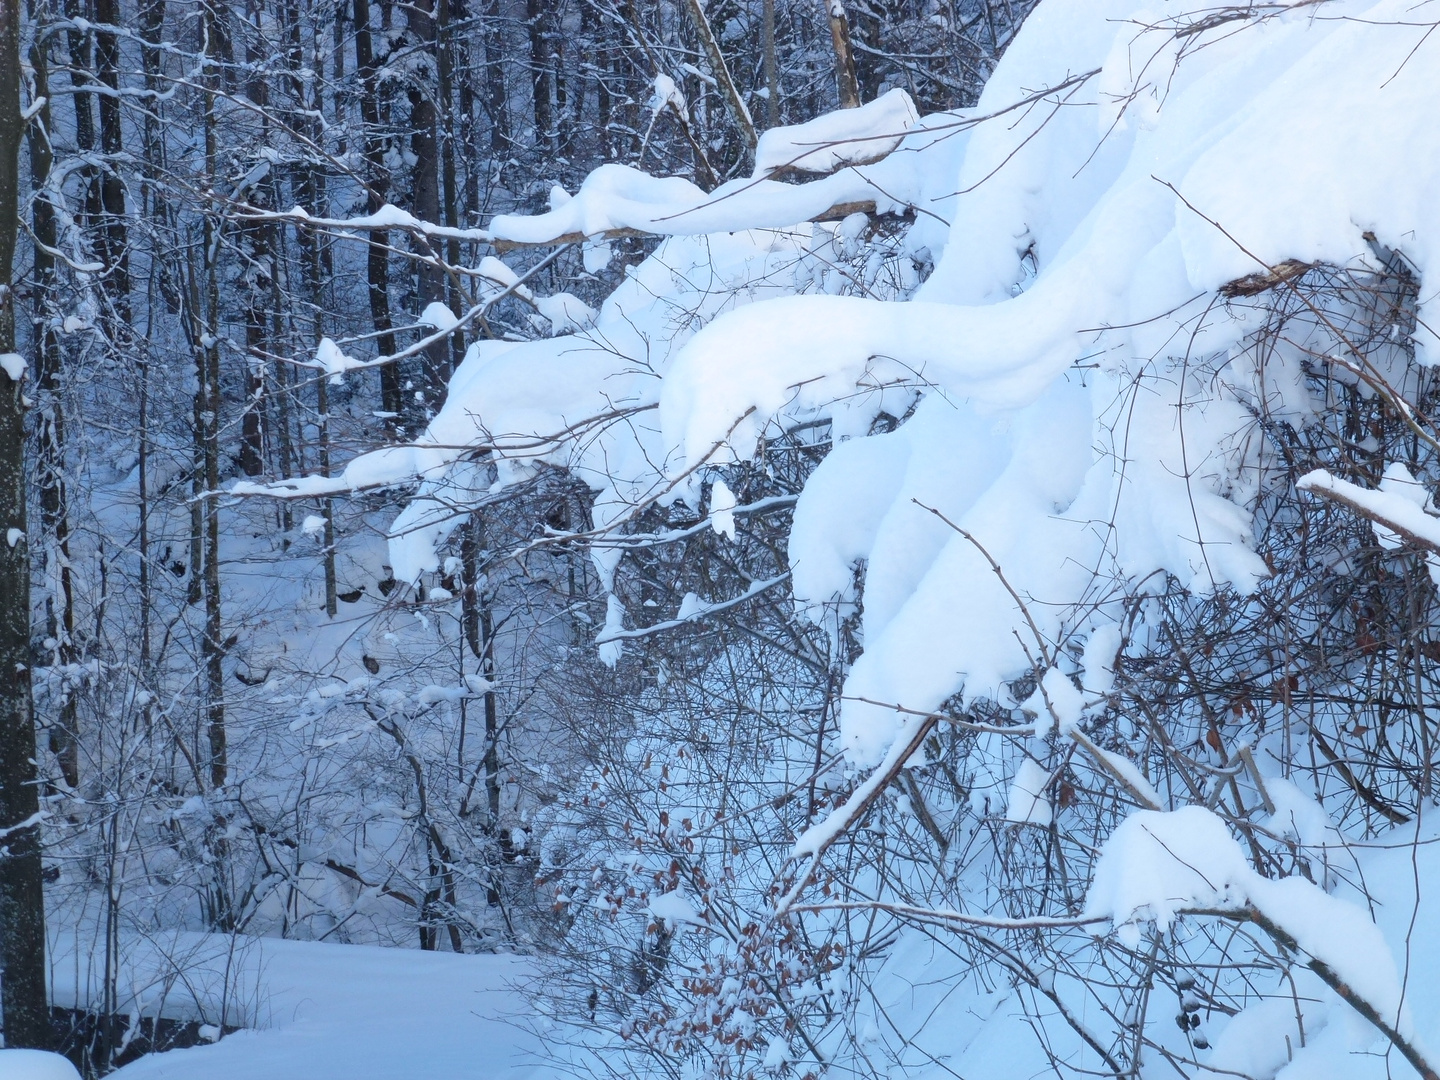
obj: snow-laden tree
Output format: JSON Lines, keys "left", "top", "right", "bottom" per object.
{"left": 258, "top": 1, "right": 1440, "bottom": 1078}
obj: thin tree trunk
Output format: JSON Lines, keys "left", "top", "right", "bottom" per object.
{"left": 437, "top": 0, "right": 465, "bottom": 371}
{"left": 762, "top": 0, "right": 779, "bottom": 127}
{"left": 354, "top": 0, "right": 402, "bottom": 419}
{"left": 200, "top": 1, "right": 226, "bottom": 791}
{"left": 284, "top": 0, "right": 338, "bottom": 615}
{"left": 526, "top": 0, "right": 551, "bottom": 149}
{"left": 138, "top": 0, "right": 165, "bottom": 671}
{"left": 679, "top": 0, "right": 758, "bottom": 154}
{"left": 0, "top": 0, "right": 50, "bottom": 1048}
{"left": 94, "top": 0, "right": 129, "bottom": 316}
{"left": 822, "top": 0, "right": 861, "bottom": 108}
{"left": 481, "top": 0, "right": 509, "bottom": 156}
{"left": 407, "top": 0, "right": 448, "bottom": 407}
{"left": 63, "top": 0, "right": 98, "bottom": 229}
{"left": 239, "top": 0, "right": 270, "bottom": 477}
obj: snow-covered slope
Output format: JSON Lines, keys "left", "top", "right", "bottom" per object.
{"left": 103, "top": 937, "right": 542, "bottom": 1080}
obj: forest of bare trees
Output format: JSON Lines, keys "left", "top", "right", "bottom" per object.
{"left": 0, "top": 0, "right": 1033, "bottom": 1073}
{"left": 7, "top": 3, "right": 1440, "bottom": 1080}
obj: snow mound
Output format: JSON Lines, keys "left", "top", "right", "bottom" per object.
{"left": 0, "top": 1051, "right": 82, "bottom": 1080}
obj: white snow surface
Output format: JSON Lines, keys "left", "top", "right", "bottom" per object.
{"left": 1004, "top": 757, "right": 1052, "bottom": 825}
{"left": 85, "top": 934, "right": 546, "bottom": 1080}
{"left": 1300, "top": 467, "right": 1440, "bottom": 551}
{"left": 753, "top": 88, "right": 919, "bottom": 176}
{"left": 0, "top": 1052, "right": 81, "bottom": 1080}
{"left": 0, "top": 352, "right": 28, "bottom": 381}
{"left": 417, "top": 301, "right": 460, "bottom": 332}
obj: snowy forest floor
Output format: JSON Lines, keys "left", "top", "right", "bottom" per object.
{"left": 40, "top": 812, "right": 1440, "bottom": 1080}
{"left": 92, "top": 940, "right": 547, "bottom": 1080}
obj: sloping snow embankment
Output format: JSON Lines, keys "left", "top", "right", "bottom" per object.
{"left": 90, "top": 937, "right": 546, "bottom": 1080}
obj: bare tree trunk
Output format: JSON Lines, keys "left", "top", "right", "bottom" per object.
{"left": 526, "top": 0, "right": 552, "bottom": 149}
{"left": 200, "top": 0, "right": 226, "bottom": 791}
{"left": 94, "top": 0, "right": 129, "bottom": 314}
{"left": 822, "top": 0, "right": 861, "bottom": 108}
{"left": 137, "top": 0, "right": 165, "bottom": 671}
{"left": 762, "top": 0, "right": 779, "bottom": 127}
{"left": 407, "top": 0, "right": 448, "bottom": 407}
{"left": 459, "top": 513, "right": 502, "bottom": 908}
{"left": 26, "top": 12, "right": 77, "bottom": 791}
{"left": 481, "top": 0, "right": 509, "bottom": 156}
{"left": 238, "top": 0, "right": 270, "bottom": 477}
{"left": 63, "top": 0, "right": 97, "bottom": 228}
{"left": 679, "top": 0, "right": 758, "bottom": 154}
{"left": 354, "top": 0, "right": 402, "bottom": 419}
{"left": 0, "top": 0, "right": 51, "bottom": 1048}
{"left": 283, "top": 0, "right": 338, "bottom": 616}
{"left": 437, "top": 0, "right": 465, "bottom": 371}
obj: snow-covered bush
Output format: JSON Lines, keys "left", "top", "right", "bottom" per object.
{"left": 246, "top": 1, "right": 1440, "bottom": 1077}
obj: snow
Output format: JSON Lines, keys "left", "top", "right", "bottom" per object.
{"left": 1079, "top": 625, "right": 1121, "bottom": 697}
{"left": 532, "top": 292, "right": 596, "bottom": 334}
{"left": 314, "top": 337, "right": 363, "bottom": 378}
{"left": 1085, "top": 807, "right": 1411, "bottom": 1035}
{"left": 648, "top": 890, "right": 700, "bottom": 928}
{"left": 0, "top": 1052, "right": 81, "bottom": 1080}
{"left": 1023, "top": 667, "right": 1084, "bottom": 735}
{"left": 648, "top": 74, "right": 686, "bottom": 118}
{"left": 228, "top": 15, "right": 1440, "bottom": 1073}
{"left": 0, "top": 352, "right": 27, "bottom": 381}
{"left": 300, "top": 514, "right": 326, "bottom": 537}
{"left": 487, "top": 166, "right": 709, "bottom": 244}
{"left": 708, "top": 478, "right": 736, "bottom": 540}
{"left": 1004, "top": 757, "right": 1052, "bottom": 826}
{"left": 1299, "top": 467, "right": 1440, "bottom": 551}
{"left": 483, "top": 108, "right": 967, "bottom": 246}
{"left": 417, "top": 301, "right": 459, "bottom": 332}
{"left": 91, "top": 935, "right": 546, "bottom": 1080}
{"left": 1084, "top": 806, "right": 1251, "bottom": 946}
{"left": 6, "top": 527, "right": 23, "bottom": 548}
{"left": 753, "top": 88, "right": 919, "bottom": 177}
{"left": 282, "top": 0, "right": 1440, "bottom": 774}
{"left": 1077, "top": 737, "right": 1162, "bottom": 810}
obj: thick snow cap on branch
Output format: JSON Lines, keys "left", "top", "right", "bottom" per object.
{"left": 753, "top": 88, "right": 919, "bottom": 177}
{"left": 1085, "top": 808, "right": 1413, "bottom": 1042}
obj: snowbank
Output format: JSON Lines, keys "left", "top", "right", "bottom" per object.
{"left": 100, "top": 936, "right": 545, "bottom": 1080}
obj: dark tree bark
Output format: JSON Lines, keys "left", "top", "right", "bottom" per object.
{"left": 26, "top": 7, "right": 77, "bottom": 791}
{"left": 526, "top": 0, "right": 552, "bottom": 149}
{"left": 437, "top": 0, "right": 465, "bottom": 371}
{"left": 238, "top": 0, "right": 270, "bottom": 478}
{"left": 481, "top": 0, "right": 509, "bottom": 156}
{"left": 0, "top": 0, "right": 51, "bottom": 1049}
{"left": 762, "top": 0, "right": 780, "bottom": 127}
{"left": 354, "top": 0, "right": 402, "bottom": 419}
{"left": 199, "top": 0, "right": 226, "bottom": 791}
{"left": 93, "top": 0, "right": 129, "bottom": 315}
{"left": 406, "top": 0, "right": 448, "bottom": 406}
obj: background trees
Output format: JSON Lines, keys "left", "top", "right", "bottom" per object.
{"left": 0, "top": 0, "right": 1033, "bottom": 1070}
{"left": 26, "top": 6, "right": 1440, "bottom": 1080}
